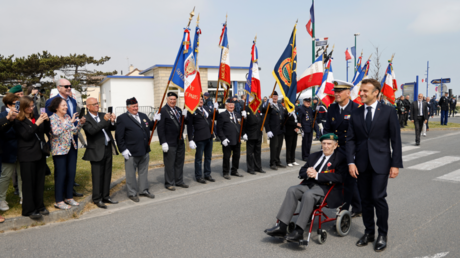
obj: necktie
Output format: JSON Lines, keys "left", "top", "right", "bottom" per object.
{"left": 174, "top": 108, "right": 180, "bottom": 121}
{"left": 366, "top": 107, "right": 372, "bottom": 131}
{"left": 419, "top": 101, "right": 422, "bottom": 116}
{"left": 340, "top": 108, "right": 342, "bottom": 114}
{"left": 314, "top": 156, "right": 327, "bottom": 172}
{"left": 230, "top": 113, "right": 235, "bottom": 123}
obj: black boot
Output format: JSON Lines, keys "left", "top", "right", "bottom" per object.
{"left": 265, "top": 221, "right": 288, "bottom": 237}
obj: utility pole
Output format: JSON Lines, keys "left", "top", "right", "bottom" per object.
{"left": 425, "top": 61, "right": 429, "bottom": 97}
{"left": 311, "top": 0, "right": 316, "bottom": 99}
{"left": 354, "top": 33, "right": 360, "bottom": 72}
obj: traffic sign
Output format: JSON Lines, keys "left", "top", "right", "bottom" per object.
{"left": 431, "top": 78, "right": 451, "bottom": 84}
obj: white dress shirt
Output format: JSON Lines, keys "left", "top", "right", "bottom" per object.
{"left": 338, "top": 99, "right": 350, "bottom": 114}
{"left": 312, "top": 153, "right": 333, "bottom": 180}
{"left": 364, "top": 100, "right": 378, "bottom": 120}
{"left": 418, "top": 101, "right": 423, "bottom": 116}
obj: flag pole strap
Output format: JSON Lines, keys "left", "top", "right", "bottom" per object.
{"left": 179, "top": 105, "right": 186, "bottom": 140}
{"left": 238, "top": 99, "right": 246, "bottom": 143}
{"left": 210, "top": 82, "right": 220, "bottom": 135}
{"left": 260, "top": 82, "right": 277, "bottom": 131}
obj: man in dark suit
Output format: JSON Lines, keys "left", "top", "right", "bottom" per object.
{"left": 403, "top": 95, "right": 411, "bottom": 126}
{"left": 216, "top": 98, "right": 243, "bottom": 179}
{"left": 410, "top": 94, "right": 428, "bottom": 146}
{"left": 347, "top": 79, "right": 403, "bottom": 252}
{"left": 82, "top": 97, "right": 119, "bottom": 209}
{"left": 438, "top": 92, "right": 449, "bottom": 125}
{"left": 323, "top": 79, "right": 362, "bottom": 218}
{"left": 297, "top": 98, "right": 313, "bottom": 161}
{"left": 265, "top": 133, "right": 347, "bottom": 241}
{"left": 187, "top": 98, "right": 218, "bottom": 183}
{"left": 44, "top": 79, "right": 83, "bottom": 197}
{"left": 115, "top": 97, "right": 156, "bottom": 202}
{"left": 396, "top": 96, "right": 406, "bottom": 128}
{"left": 242, "top": 105, "right": 265, "bottom": 174}
{"left": 265, "top": 91, "right": 287, "bottom": 170}
{"left": 450, "top": 96, "right": 457, "bottom": 117}
{"left": 157, "top": 92, "right": 188, "bottom": 191}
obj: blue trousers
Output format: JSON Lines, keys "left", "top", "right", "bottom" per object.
{"left": 195, "top": 138, "right": 213, "bottom": 180}
{"left": 441, "top": 110, "right": 448, "bottom": 125}
{"left": 53, "top": 146, "right": 77, "bottom": 202}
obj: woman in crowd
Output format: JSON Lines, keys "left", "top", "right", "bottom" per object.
{"left": 14, "top": 96, "right": 50, "bottom": 219}
{"left": 0, "top": 93, "right": 22, "bottom": 212}
{"left": 48, "top": 97, "right": 85, "bottom": 210}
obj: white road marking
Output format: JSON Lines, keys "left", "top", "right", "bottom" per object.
{"left": 408, "top": 156, "right": 460, "bottom": 170}
{"left": 402, "top": 146, "right": 420, "bottom": 152}
{"left": 435, "top": 169, "right": 460, "bottom": 183}
{"left": 402, "top": 151, "right": 439, "bottom": 162}
{"left": 413, "top": 251, "right": 449, "bottom": 258}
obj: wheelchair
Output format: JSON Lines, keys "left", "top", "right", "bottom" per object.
{"left": 270, "top": 184, "right": 352, "bottom": 246}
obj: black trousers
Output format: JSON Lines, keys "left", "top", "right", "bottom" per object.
{"left": 246, "top": 138, "right": 262, "bottom": 172}
{"left": 222, "top": 143, "right": 241, "bottom": 175}
{"left": 164, "top": 141, "right": 185, "bottom": 187}
{"left": 20, "top": 157, "right": 46, "bottom": 216}
{"left": 398, "top": 113, "right": 405, "bottom": 128}
{"left": 90, "top": 145, "right": 113, "bottom": 202}
{"left": 404, "top": 112, "right": 409, "bottom": 125}
{"left": 357, "top": 163, "right": 389, "bottom": 236}
{"left": 269, "top": 134, "right": 284, "bottom": 166}
{"left": 450, "top": 108, "right": 455, "bottom": 117}
{"left": 301, "top": 132, "right": 313, "bottom": 161}
{"left": 285, "top": 133, "right": 298, "bottom": 164}
{"left": 337, "top": 147, "right": 361, "bottom": 213}
{"left": 414, "top": 116, "right": 424, "bottom": 144}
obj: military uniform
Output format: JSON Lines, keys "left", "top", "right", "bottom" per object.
{"left": 396, "top": 98, "right": 406, "bottom": 128}
{"left": 242, "top": 106, "right": 264, "bottom": 174}
{"left": 323, "top": 80, "right": 361, "bottom": 215}
{"left": 265, "top": 92, "right": 287, "bottom": 169}
{"left": 297, "top": 100, "right": 313, "bottom": 161}
{"left": 403, "top": 98, "right": 411, "bottom": 126}
{"left": 439, "top": 94, "right": 449, "bottom": 125}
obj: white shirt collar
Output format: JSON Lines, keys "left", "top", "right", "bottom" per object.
{"left": 364, "top": 100, "right": 378, "bottom": 110}
{"left": 58, "top": 93, "right": 69, "bottom": 101}
{"left": 338, "top": 100, "right": 350, "bottom": 110}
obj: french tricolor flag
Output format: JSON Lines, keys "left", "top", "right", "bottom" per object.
{"left": 316, "top": 59, "right": 335, "bottom": 108}
{"left": 297, "top": 55, "right": 324, "bottom": 93}
{"left": 218, "top": 23, "right": 231, "bottom": 98}
{"left": 306, "top": 2, "right": 314, "bottom": 37}
{"left": 345, "top": 48, "right": 353, "bottom": 61}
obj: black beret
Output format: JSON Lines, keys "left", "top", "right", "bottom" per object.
{"left": 303, "top": 98, "right": 311, "bottom": 102}
{"left": 167, "top": 92, "right": 178, "bottom": 98}
{"left": 273, "top": 91, "right": 278, "bottom": 96}
{"left": 126, "top": 97, "right": 138, "bottom": 105}
{"left": 226, "top": 98, "right": 235, "bottom": 104}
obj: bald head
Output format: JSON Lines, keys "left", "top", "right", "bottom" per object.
{"left": 86, "top": 97, "right": 100, "bottom": 115}
{"left": 57, "top": 78, "right": 72, "bottom": 98}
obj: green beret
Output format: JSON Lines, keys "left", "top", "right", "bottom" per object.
{"left": 8, "top": 85, "right": 23, "bottom": 94}
{"left": 320, "top": 133, "right": 338, "bottom": 142}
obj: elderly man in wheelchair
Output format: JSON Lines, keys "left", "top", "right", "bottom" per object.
{"left": 265, "top": 133, "right": 350, "bottom": 244}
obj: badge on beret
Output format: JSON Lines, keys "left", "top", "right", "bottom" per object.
{"left": 330, "top": 135, "right": 334, "bottom": 140}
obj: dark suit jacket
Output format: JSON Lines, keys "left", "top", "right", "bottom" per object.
{"left": 439, "top": 96, "right": 449, "bottom": 111}
{"left": 186, "top": 106, "right": 215, "bottom": 142}
{"left": 347, "top": 102, "right": 403, "bottom": 175}
{"left": 265, "top": 103, "right": 287, "bottom": 135}
{"left": 410, "top": 100, "right": 428, "bottom": 121}
{"left": 242, "top": 106, "right": 263, "bottom": 140}
{"left": 296, "top": 105, "right": 313, "bottom": 133}
{"left": 324, "top": 101, "right": 359, "bottom": 151}
{"left": 298, "top": 151, "right": 347, "bottom": 208}
{"left": 115, "top": 112, "right": 154, "bottom": 157}
{"left": 13, "top": 115, "right": 51, "bottom": 162}
{"left": 216, "top": 110, "right": 241, "bottom": 146}
{"left": 82, "top": 112, "right": 118, "bottom": 162}
{"left": 285, "top": 113, "right": 300, "bottom": 136}
{"left": 157, "top": 105, "right": 185, "bottom": 147}
{"left": 0, "top": 111, "right": 18, "bottom": 163}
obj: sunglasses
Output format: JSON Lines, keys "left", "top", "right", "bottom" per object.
{"left": 60, "top": 85, "right": 72, "bottom": 89}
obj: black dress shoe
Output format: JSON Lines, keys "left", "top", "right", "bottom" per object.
{"left": 166, "top": 186, "right": 176, "bottom": 191}
{"left": 356, "top": 233, "right": 375, "bottom": 247}
{"left": 95, "top": 201, "right": 107, "bottom": 209}
{"left": 176, "top": 184, "right": 189, "bottom": 188}
{"left": 204, "top": 176, "right": 215, "bottom": 182}
{"left": 223, "top": 174, "right": 231, "bottom": 180}
{"left": 197, "top": 178, "right": 207, "bottom": 184}
{"left": 39, "top": 208, "right": 50, "bottom": 215}
{"left": 73, "top": 190, "right": 83, "bottom": 197}
{"left": 270, "top": 166, "right": 278, "bottom": 170}
{"left": 102, "top": 198, "right": 118, "bottom": 204}
{"left": 29, "top": 212, "right": 43, "bottom": 220}
{"left": 374, "top": 234, "right": 387, "bottom": 252}
{"left": 351, "top": 212, "right": 362, "bottom": 218}
{"left": 140, "top": 190, "right": 155, "bottom": 199}
{"left": 285, "top": 229, "right": 304, "bottom": 242}
{"left": 231, "top": 172, "right": 243, "bottom": 177}
{"left": 265, "top": 224, "right": 287, "bottom": 237}
{"left": 129, "top": 196, "right": 139, "bottom": 202}
{"left": 247, "top": 171, "right": 256, "bottom": 175}
{"left": 257, "top": 170, "right": 266, "bottom": 173}
{"left": 14, "top": 189, "right": 19, "bottom": 195}
{"left": 416, "top": 142, "right": 420, "bottom": 146}
{"left": 276, "top": 164, "right": 286, "bottom": 168}
{"left": 73, "top": 182, "right": 80, "bottom": 187}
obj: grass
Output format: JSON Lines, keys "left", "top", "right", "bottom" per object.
{"left": 0, "top": 138, "right": 257, "bottom": 218}
{"left": 401, "top": 121, "right": 460, "bottom": 131}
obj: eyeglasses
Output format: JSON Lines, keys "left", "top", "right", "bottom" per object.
{"left": 89, "top": 102, "right": 100, "bottom": 106}
{"left": 60, "top": 85, "right": 72, "bottom": 89}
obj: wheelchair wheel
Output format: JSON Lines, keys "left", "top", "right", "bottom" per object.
{"left": 318, "top": 229, "right": 327, "bottom": 244}
{"left": 336, "top": 210, "right": 352, "bottom": 237}
{"left": 287, "top": 222, "right": 296, "bottom": 233}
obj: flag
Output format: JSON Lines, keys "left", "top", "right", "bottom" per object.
{"left": 218, "top": 23, "right": 231, "bottom": 100}
{"left": 351, "top": 54, "right": 362, "bottom": 83}
{"left": 272, "top": 25, "right": 298, "bottom": 113}
{"left": 244, "top": 40, "right": 261, "bottom": 114}
{"left": 297, "top": 55, "right": 324, "bottom": 93}
{"left": 381, "top": 63, "right": 396, "bottom": 104}
{"left": 350, "top": 58, "right": 370, "bottom": 104}
{"left": 392, "top": 68, "right": 398, "bottom": 92}
{"left": 323, "top": 58, "right": 335, "bottom": 96}
{"left": 345, "top": 48, "right": 353, "bottom": 60}
{"left": 168, "top": 28, "right": 190, "bottom": 89}
{"left": 350, "top": 46, "right": 356, "bottom": 58}
{"left": 316, "top": 59, "right": 335, "bottom": 107}
{"left": 306, "top": 2, "right": 315, "bottom": 37}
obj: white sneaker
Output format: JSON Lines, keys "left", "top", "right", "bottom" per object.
{"left": 20, "top": 198, "right": 22, "bottom": 204}
{"left": 293, "top": 162, "right": 300, "bottom": 166}
{"left": 0, "top": 200, "right": 9, "bottom": 211}
{"left": 423, "top": 134, "right": 426, "bottom": 137}
{"left": 287, "top": 163, "right": 293, "bottom": 167}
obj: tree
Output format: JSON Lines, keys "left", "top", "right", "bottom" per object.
{"left": 370, "top": 44, "right": 383, "bottom": 82}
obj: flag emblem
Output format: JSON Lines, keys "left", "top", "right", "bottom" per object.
{"left": 185, "top": 59, "right": 196, "bottom": 77}
{"left": 278, "top": 56, "right": 296, "bottom": 86}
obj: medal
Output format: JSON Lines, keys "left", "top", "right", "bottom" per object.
{"left": 332, "top": 117, "right": 335, "bottom": 121}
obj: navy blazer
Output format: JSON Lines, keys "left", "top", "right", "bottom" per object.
{"left": 186, "top": 106, "right": 215, "bottom": 142}
{"left": 115, "top": 112, "right": 154, "bottom": 157}
{"left": 346, "top": 102, "right": 403, "bottom": 175}
{"left": 157, "top": 105, "right": 185, "bottom": 147}
{"left": 264, "top": 103, "right": 287, "bottom": 135}
{"left": 298, "top": 151, "right": 347, "bottom": 208}
{"left": 296, "top": 105, "right": 313, "bottom": 133}
{"left": 324, "top": 101, "right": 359, "bottom": 153}
{"left": 216, "top": 110, "right": 241, "bottom": 146}
{"left": 0, "top": 111, "right": 18, "bottom": 163}
{"left": 0, "top": 117, "right": 13, "bottom": 155}
{"left": 242, "top": 106, "right": 263, "bottom": 140}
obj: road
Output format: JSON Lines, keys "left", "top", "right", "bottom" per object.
{"left": 0, "top": 129, "right": 459, "bottom": 258}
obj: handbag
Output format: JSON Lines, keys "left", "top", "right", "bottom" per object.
{"left": 35, "top": 133, "right": 50, "bottom": 156}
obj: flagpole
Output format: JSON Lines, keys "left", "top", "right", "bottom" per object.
{"left": 311, "top": 0, "right": 316, "bottom": 101}
{"left": 260, "top": 82, "right": 277, "bottom": 131}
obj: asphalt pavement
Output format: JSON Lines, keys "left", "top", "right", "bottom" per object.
{"left": 0, "top": 129, "right": 459, "bottom": 258}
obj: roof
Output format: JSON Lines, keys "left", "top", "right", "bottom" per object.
{"left": 99, "top": 76, "right": 154, "bottom": 85}
{"left": 139, "top": 64, "right": 251, "bottom": 75}
{"left": 125, "top": 68, "right": 142, "bottom": 76}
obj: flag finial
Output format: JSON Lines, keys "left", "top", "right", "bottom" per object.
{"left": 254, "top": 35, "right": 257, "bottom": 43}
{"left": 187, "top": 7, "right": 195, "bottom": 27}
{"left": 197, "top": 13, "right": 200, "bottom": 26}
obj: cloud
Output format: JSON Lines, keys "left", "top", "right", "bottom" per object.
{"left": 408, "top": 1, "right": 460, "bottom": 34}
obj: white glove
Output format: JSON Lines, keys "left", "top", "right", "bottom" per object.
{"left": 301, "top": 132, "right": 304, "bottom": 137}
{"left": 189, "top": 140, "right": 197, "bottom": 149}
{"left": 203, "top": 109, "right": 209, "bottom": 118}
{"left": 162, "top": 143, "right": 169, "bottom": 153}
{"left": 243, "top": 134, "right": 248, "bottom": 141}
{"left": 154, "top": 112, "right": 161, "bottom": 122}
{"left": 183, "top": 111, "right": 187, "bottom": 119}
{"left": 316, "top": 105, "right": 320, "bottom": 111}
{"left": 122, "top": 149, "right": 131, "bottom": 160}
{"left": 214, "top": 102, "right": 219, "bottom": 109}
{"left": 222, "top": 139, "right": 230, "bottom": 147}
{"left": 267, "top": 131, "right": 274, "bottom": 138}
{"left": 269, "top": 98, "right": 274, "bottom": 105}
{"left": 289, "top": 111, "right": 295, "bottom": 117}
{"left": 241, "top": 111, "right": 247, "bottom": 118}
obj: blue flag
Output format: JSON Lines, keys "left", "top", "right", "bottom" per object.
{"left": 272, "top": 25, "right": 298, "bottom": 113}
{"left": 168, "top": 28, "right": 192, "bottom": 89}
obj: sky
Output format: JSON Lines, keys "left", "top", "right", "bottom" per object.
{"left": 1, "top": 0, "right": 460, "bottom": 99}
